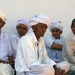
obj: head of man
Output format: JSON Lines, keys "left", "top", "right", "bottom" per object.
{"left": 71, "top": 19, "right": 75, "bottom": 35}
{"left": 16, "top": 19, "right": 30, "bottom": 37}
{"left": 29, "top": 13, "right": 50, "bottom": 40}
{"left": 0, "top": 11, "right": 6, "bottom": 29}
{"left": 50, "top": 21, "right": 63, "bottom": 39}
{"left": 31, "top": 23, "right": 47, "bottom": 39}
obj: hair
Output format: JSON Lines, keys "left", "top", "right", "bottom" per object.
{"left": 71, "top": 19, "right": 75, "bottom": 27}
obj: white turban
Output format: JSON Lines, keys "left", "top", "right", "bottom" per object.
{"left": 16, "top": 19, "right": 30, "bottom": 30}
{"left": 0, "top": 11, "right": 7, "bottom": 22}
{"left": 50, "top": 21, "right": 63, "bottom": 32}
{"left": 29, "top": 13, "right": 50, "bottom": 28}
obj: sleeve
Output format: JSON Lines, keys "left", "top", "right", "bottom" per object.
{"left": 5, "top": 34, "right": 12, "bottom": 56}
{"left": 10, "top": 37, "right": 18, "bottom": 58}
{"left": 15, "top": 37, "right": 41, "bottom": 74}
{"left": 62, "top": 37, "right": 75, "bottom": 63}
{"left": 45, "top": 36, "right": 54, "bottom": 48}
{"left": 15, "top": 39, "right": 29, "bottom": 74}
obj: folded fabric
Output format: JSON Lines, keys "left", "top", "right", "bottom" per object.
{"left": 56, "top": 61, "right": 70, "bottom": 73}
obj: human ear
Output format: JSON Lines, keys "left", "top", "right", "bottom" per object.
{"left": 31, "top": 26, "right": 37, "bottom": 32}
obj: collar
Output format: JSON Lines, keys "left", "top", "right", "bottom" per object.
{"left": 31, "top": 32, "right": 39, "bottom": 46}
{"left": 0, "top": 30, "right": 5, "bottom": 40}
{"left": 16, "top": 32, "right": 21, "bottom": 38}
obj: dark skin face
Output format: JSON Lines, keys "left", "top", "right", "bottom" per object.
{"left": 71, "top": 23, "right": 75, "bottom": 35}
{"left": 0, "top": 18, "right": 5, "bottom": 29}
{"left": 31, "top": 23, "right": 47, "bottom": 40}
{"left": 16, "top": 24, "right": 28, "bottom": 37}
{"left": 52, "top": 28, "right": 62, "bottom": 39}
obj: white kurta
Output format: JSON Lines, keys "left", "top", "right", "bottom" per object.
{"left": 0, "top": 30, "right": 12, "bottom": 61}
{"left": 45, "top": 35, "right": 64, "bottom": 62}
{"left": 10, "top": 32, "right": 20, "bottom": 59}
{"left": 15, "top": 32, "right": 56, "bottom": 75}
{"left": 0, "top": 30, "right": 14, "bottom": 75}
{"left": 62, "top": 33, "right": 75, "bottom": 71}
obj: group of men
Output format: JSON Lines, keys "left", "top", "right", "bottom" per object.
{"left": 0, "top": 10, "right": 75, "bottom": 75}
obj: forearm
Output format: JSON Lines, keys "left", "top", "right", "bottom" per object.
{"left": 51, "top": 43, "right": 62, "bottom": 50}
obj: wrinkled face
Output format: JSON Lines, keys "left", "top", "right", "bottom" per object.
{"left": 16, "top": 24, "right": 28, "bottom": 37}
{"left": 52, "top": 28, "right": 62, "bottom": 39}
{"left": 32, "top": 23, "right": 47, "bottom": 39}
{"left": 71, "top": 23, "right": 75, "bottom": 35}
{"left": 0, "top": 18, "right": 5, "bottom": 29}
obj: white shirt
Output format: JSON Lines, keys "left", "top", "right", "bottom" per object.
{"left": 45, "top": 35, "right": 64, "bottom": 61}
{"left": 0, "top": 30, "right": 12, "bottom": 61}
{"left": 10, "top": 32, "right": 20, "bottom": 59}
{"left": 15, "top": 32, "right": 56, "bottom": 75}
{"left": 62, "top": 33, "right": 75, "bottom": 71}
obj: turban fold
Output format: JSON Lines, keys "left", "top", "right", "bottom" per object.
{"left": 0, "top": 11, "right": 7, "bottom": 22}
{"left": 16, "top": 19, "right": 30, "bottom": 30}
{"left": 50, "top": 21, "right": 63, "bottom": 32}
{"left": 29, "top": 13, "right": 50, "bottom": 28}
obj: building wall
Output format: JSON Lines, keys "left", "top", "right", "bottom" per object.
{"left": 0, "top": 0, "right": 75, "bottom": 39}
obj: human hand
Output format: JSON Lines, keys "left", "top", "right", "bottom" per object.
{"left": 53, "top": 65, "right": 66, "bottom": 75}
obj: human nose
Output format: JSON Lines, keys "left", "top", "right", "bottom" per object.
{"left": 42, "top": 28, "right": 46, "bottom": 32}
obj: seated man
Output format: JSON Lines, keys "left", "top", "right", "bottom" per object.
{"left": 45, "top": 21, "right": 64, "bottom": 62}
{"left": 15, "top": 13, "right": 69, "bottom": 75}
{"left": 0, "top": 11, "right": 14, "bottom": 75}
{"left": 10, "top": 19, "right": 30, "bottom": 59}
{"left": 62, "top": 19, "right": 75, "bottom": 74}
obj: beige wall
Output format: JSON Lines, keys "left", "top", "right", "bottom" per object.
{"left": 0, "top": 0, "right": 75, "bottom": 39}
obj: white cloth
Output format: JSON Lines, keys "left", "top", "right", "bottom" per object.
{"left": 10, "top": 32, "right": 20, "bottom": 59}
{"left": 25, "top": 64, "right": 54, "bottom": 75}
{"left": 15, "top": 32, "right": 56, "bottom": 75}
{"left": 45, "top": 35, "right": 64, "bottom": 62}
{"left": 50, "top": 21, "right": 63, "bottom": 32}
{"left": 29, "top": 13, "right": 50, "bottom": 28}
{"left": 0, "top": 11, "right": 7, "bottom": 22}
{"left": 0, "top": 63, "right": 14, "bottom": 75}
{"left": 62, "top": 33, "right": 75, "bottom": 71}
{"left": 16, "top": 19, "right": 30, "bottom": 30}
{"left": 0, "top": 30, "right": 12, "bottom": 61}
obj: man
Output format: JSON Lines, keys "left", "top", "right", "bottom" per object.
{"left": 0, "top": 11, "right": 14, "bottom": 75}
{"left": 10, "top": 19, "right": 30, "bottom": 59}
{"left": 45, "top": 21, "right": 64, "bottom": 62}
{"left": 15, "top": 13, "right": 68, "bottom": 75}
{"left": 62, "top": 19, "right": 75, "bottom": 74}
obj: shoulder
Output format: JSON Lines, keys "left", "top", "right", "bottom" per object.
{"left": 3, "top": 31, "right": 9, "bottom": 39}
{"left": 10, "top": 33, "right": 18, "bottom": 39}
{"left": 20, "top": 33, "right": 33, "bottom": 44}
{"left": 45, "top": 35, "right": 52, "bottom": 41}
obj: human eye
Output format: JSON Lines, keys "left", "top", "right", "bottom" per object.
{"left": 23, "top": 28, "right": 26, "bottom": 30}
{"left": 19, "top": 27, "right": 22, "bottom": 29}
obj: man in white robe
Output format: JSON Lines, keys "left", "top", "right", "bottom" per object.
{"left": 15, "top": 13, "right": 69, "bottom": 75}
{"left": 0, "top": 11, "right": 14, "bottom": 75}
{"left": 45, "top": 21, "right": 64, "bottom": 62}
{"left": 10, "top": 19, "right": 30, "bottom": 59}
{"left": 62, "top": 19, "right": 75, "bottom": 74}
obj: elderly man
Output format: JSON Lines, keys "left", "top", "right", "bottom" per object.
{"left": 62, "top": 19, "right": 75, "bottom": 74}
{"left": 10, "top": 19, "right": 30, "bottom": 59}
{"left": 0, "top": 11, "right": 14, "bottom": 75}
{"left": 15, "top": 13, "right": 69, "bottom": 75}
{"left": 45, "top": 21, "right": 64, "bottom": 63}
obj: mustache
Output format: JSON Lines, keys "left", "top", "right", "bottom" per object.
{"left": 19, "top": 31, "right": 24, "bottom": 34}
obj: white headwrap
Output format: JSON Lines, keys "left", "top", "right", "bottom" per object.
{"left": 16, "top": 19, "right": 30, "bottom": 30}
{"left": 50, "top": 21, "right": 63, "bottom": 32}
{"left": 29, "top": 13, "right": 50, "bottom": 28}
{"left": 0, "top": 11, "right": 7, "bottom": 22}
